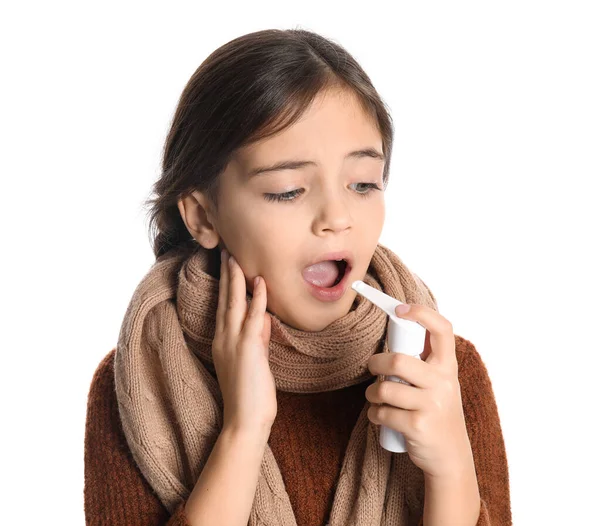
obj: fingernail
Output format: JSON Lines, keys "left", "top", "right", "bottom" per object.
{"left": 254, "top": 276, "right": 260, "bottom": 287}
{"left": 396, "top": 304, "right": 411, "bottom": 314}
{"left": 228, "top": 255, "right": 236, "bottom": 268}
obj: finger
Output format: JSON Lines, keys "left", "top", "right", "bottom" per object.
{"left": 419, "top": 330, "right": 433, "bottom": 362}
{"left": 261, "top": 312, "right": 272, "bottom": 357}
{"left": 367, "top": 403, "right": 413, "bottom": 432}
{"left": 367, "top": 352, "right": 433, "bottom": 388}
{"left": 394, "top": 304, "right": 456, "bottom": 368}
{"left": 241, "top": 276, "right": 268, "bottom": 341}
{"left": 215, "top": 248, "right": 229, "bottom": 336}
{"left": 225, "top": 253, "right": 248, "bottom": 336}
{"left": 365, "top": 379, "right": 423, "bottom": 410}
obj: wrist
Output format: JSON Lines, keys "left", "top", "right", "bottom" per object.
{"left": 221, "top": 423, "right": 272, "bottom": 447}
{"left": 423, "top": 462, "right": 481, "bottom": 526}
{"left": 424, "top": 440, "right": 476, "bottom": 481}
{"left": 424, "top": 458, "right": 476, "bottom": 483}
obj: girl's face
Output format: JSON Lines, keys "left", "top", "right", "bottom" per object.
{"left": 180, "top": 88, "right": 386, "bottom": 331}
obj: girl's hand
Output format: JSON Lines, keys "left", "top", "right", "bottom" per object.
{"left": 365, "top": 304, "right": 474, "bottom": 479}
{"left": 212, "top": 248, "right": 277, "bottom": 437}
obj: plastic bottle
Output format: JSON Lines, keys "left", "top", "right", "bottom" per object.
{"left": 351, "top": 280, "right": 426, "bottom": 453}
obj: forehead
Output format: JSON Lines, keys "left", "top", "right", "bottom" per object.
{"left": 236, "top": 89, "right": 381, "bottom": 165}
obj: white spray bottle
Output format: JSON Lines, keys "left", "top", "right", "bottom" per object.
{"left": 351, "top": 280, "right": 426, "bottom": 453}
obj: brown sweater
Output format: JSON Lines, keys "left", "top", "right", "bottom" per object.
{"left": 84, "top": 335, "right": 512, "bottom": 525}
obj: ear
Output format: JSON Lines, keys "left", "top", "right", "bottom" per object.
{"left": 177, "top": 191, "right": 221, "bottom": 250}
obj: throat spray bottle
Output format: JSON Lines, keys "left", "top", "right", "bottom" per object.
{"left": 351, "top": 280, "right": 426, "bottom": 453}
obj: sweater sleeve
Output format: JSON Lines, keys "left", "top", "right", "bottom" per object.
{"left": 84, "top": 349, "right": 192, "bottom": 526}
{"left": 461, "top": 338, "right": 512, "bottom": 525}
{"left": 417, "top": 337, "right": 512, "bottom": 526}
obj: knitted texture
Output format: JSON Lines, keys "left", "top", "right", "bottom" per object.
{"left": 103, "top": 240, "right": 512, "bottom": 525}
{"left": 84, "top": 336, "right": 512, "bottom": 525}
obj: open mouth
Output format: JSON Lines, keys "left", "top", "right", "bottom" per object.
{"left": 301, "top": 251, "right": 354, "bottom": 292}
{"left": 301, "top": 254, "right": 353, "bottom": 301}
{"left": 331, "top": 259, "right": 348, "bottom": 287}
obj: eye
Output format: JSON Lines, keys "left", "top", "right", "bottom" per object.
{"left": 263, "top": 188, "right": 304, "bottom": 203}
{"left": 263, "top": 183, "right": 382, "bottom": 203}
{"left": 352, "top": 182, "right": 382, "bottom": 198}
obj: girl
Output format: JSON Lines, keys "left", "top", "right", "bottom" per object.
{"left": 84, "top": 28, "right": 511, "bottom": 525}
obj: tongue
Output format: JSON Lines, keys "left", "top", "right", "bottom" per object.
{"left": 302, "top": 260, "right": 339, "bottom": 288}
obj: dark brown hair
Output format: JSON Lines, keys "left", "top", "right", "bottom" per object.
{"left": 143, "top": 28, "right": 394, "bottom": 259}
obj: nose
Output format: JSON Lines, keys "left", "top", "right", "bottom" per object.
{"left": 311, "top": 186, "right": 353, "bottom": 235}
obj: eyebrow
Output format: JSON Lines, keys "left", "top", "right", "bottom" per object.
{"left": 247, "top": 147, "right": 385, "bottom": 177}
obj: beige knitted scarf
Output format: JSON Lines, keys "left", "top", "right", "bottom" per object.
{"left": 114, "top": 240, "right": 439, "bottom": 525}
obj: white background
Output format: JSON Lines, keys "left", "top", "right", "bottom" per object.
{"left": 2, "top": 1, "right": 598, "bottom": 524}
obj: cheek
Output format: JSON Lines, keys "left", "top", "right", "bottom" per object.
{"left": 245, "top": 215, "right": 301, "bottom": 256}
{"left": 254, "top": 250, "right": 301, "bottom": 294}
{"left": 233, "top": 209, "right": 279, "bottom": 240}
{"left": 366, "top": 202, "right": 385, "bottom": 232}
